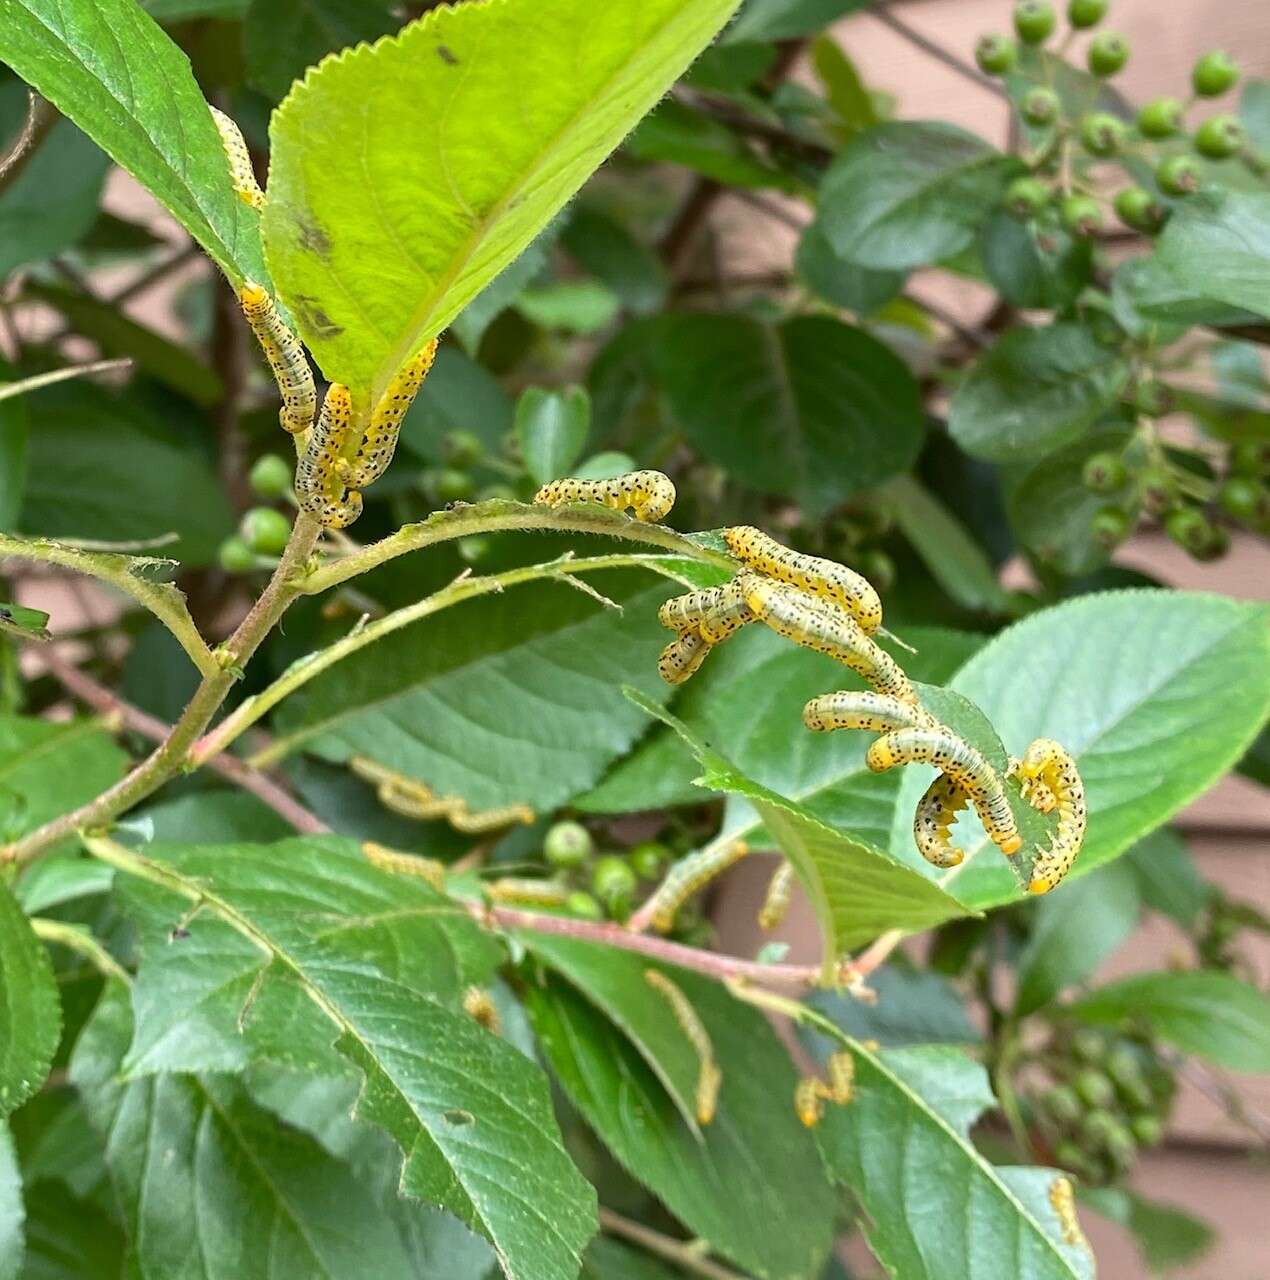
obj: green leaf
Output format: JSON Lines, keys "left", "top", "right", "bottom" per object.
{"left": 272, "top": 572, "right": 684, "bottom": 814}
{"left": 523, "top": 964, "right": 836, "bottom": 1280}
{"left": 14, "top": 1177, "right": 125, "bottom": 1280}
{"left": 652, "top": 314, "right": 924, "bottom": 512}
{"left": 582, "top": 1238, "right": 680, "bottom": 1280}
{"left": 93, "top": 839, "right": 598, "bottom": 1280}
{"left": 881, "top": 474, "right": 1010, "bottom": 612}
{"left": 244, "top": 0, "right": 398, "bottom": 102}
{"left": 800, "top": 1023, "right": 1092, "bottom": 1280}
{"left": 0, "top": 881, "right": 61, "bottom": 1117}
{"left": 949, "top": 324, "right": 1131, "bottom": 463}
{"left": 0, "top": 603, "right": 49, "bottom": 643}
{"left": 515, "top": 282, "right": 619, "bottom": 335}
{"left": 979, "top": 210, "right": 1093, "bottom": 311}
{"left": 631, "top": 690, "right": 973, "bottom": 969}
{"left": 897, "top": 591, "right": 1270, "bottom": 911}
{"left": 0, "top": 1123, "right": 21, "bottom": 1280}
{"left": 561, "top": 206, "right": 668, "bottom": 316}
{"left": 399, "top": 345, "right": 514, "bottom": 462}
{"left": 1067, "top": 970, "right": 1270, "bottom": 1071}
{"left": 1120, "top": 828, "right": 1209, "bottom": 929}
{"left": 0, "top": 0, "right": 267, "bottom": 285}
{"left": 262, "top": 0, "right": 744, "bottom": 397}
{"left": 515, "top": 386, "right": 591, "bottom": 486}
{"left": 71, "top": 983, "right": 424, "bottom": 1280}
{"left": 811, "top": 35, "right": 878, "bottom": 138}
{"left": 1241, "top": 79, "right": 1270, "bottom": 154}
{"left": 725, "top": 0, "right": 867, "bottom": 43}
{"left": 809, "top": 966, "right": 979, "bottom": 1048}
{"left": 13, "top": 854, "right": 114, "bottom": 915}
{"left": 1015, "top": 862, "right": 1140, "bottom": 1016}
{"left": 819, "top": 122, "right": 1017, "bottom": 271}
{"left": 1079, "top": 1186, "right": 1214, "bottom": 1274}
{"left": 0, "top": 384, "right": 26, "bottom": 532}
{"left": 795, "top": 221, "right": 904, "bottom": 316}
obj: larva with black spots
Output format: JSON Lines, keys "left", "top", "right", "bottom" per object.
{"left": 912, "top": 773, "right": 969, "bottom": 869}
{"left": 533, "top": 469, "right": 676, "bottom": 522}
{"left": 449, "top": 802, "right": 535, "bottom": 833}
{"left": 645, "top": 970, "right": 721, "bottom": 1125}
{"left": 758, "top": 860, "right": 794, "bottom": 930}
{"left": 867, "top": 728, "right": 1022, "bottom": 855}
{"left": 658, "top": 580, "right": 754, "bottom": 644}
{"left": 360, "top": 841, "right": 446, "bottom": 890}
{"left": 238, "top": 282, "right": 316, "bottom": 435}
{"left": 802, "top": 690, "right": 935, "bottom": 734}
{"left": 642, "top": 839, "right": 749, "bottom": 932}
{"left": 741, "top": 575, "right": 916, "bottom": 705}
{"left": 1012, "top": 738, "right": 1086, "bottom": 894}
{"left": 210, "top": 107, "right": 263, "bottom": 210}
{"left": 723, "top": 525, "right": 883, "bottom": 634}
{"left": 794, "top": 1052, "right": 855, "bottom": 1127}
{"left": 294, "top": 383, "right": 363, "bottom": 528}
{"left": 657, "top": 631, "right": 711, "bottom": 685}
{"left": 338, "top": 339, "right": 439, "bottom": 489}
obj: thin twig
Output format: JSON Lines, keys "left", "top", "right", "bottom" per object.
{"left": 869, "top": 3, "right": 1009, "bottom": 101}
{"left": 0, "top": 92, "right": 57, "bottom": 195}
{"left": 727, "top": 188, "right": 809, "bottom": 234}
{"left": 29, "top": 917, "right": 130, "bottom": 983}
{"left": 108, "top": 243, "right": 202, "bottom": 307}
{"left": 598, "top": 1208, "right": 751, "bottom": 1280}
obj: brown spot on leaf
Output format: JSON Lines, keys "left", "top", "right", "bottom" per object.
{"left": 436, "top": 44, "right": 458, "bottom": 64}
{"left": 298, "top": 220, "right": 331, "bottom": 258}
{"left": 293, "top": 296, "right": 344, "bottom": 339}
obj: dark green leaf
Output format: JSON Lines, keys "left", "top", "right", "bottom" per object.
{"left": 561, "top": 206, "right": 668, "bottom": 316}
{"left": 516, "top": 386, "right": 591, "bottom": 486}
{"left": 0, "top": 603, "right": 48, "bottom": 643}
{"left": 0, "top": 881, "right": 60, "bottom": 1117}
{"left": 399, "top": 345, "right": 514, "bottom": 462}
{"left": 725, "top": 0, "right": 867, "bottom": 43}
{"left": 811, "top": 35, "right": 877, "bottom": 137}
{"left": 808, "top": 966, "right": 979, "bottom": 1048}
{"left": 819, "top": 122, "right": 1017, "bottom": 271}
{"left": 1120, "top": 828, "right": 1209, "bottom": 928}
{"left": 15, "top": 1177, "right": 125, "bottom": 1280}
{"left": 1080, "top": 1186, "right": 1214, "bottom": 1273}
{"left": 1240, "top": 79, "right": 1270, "bottom": 154}
{"left": 581, "top": 1238, "right": 680, "bottom": 1280}
{"left": 450, "top": 230, "right": 556, "bottom": 354}
{"left": 13, "top": 854, "right": 113, "bottom": 915}
{"left": 949, "top": 324, "right": 1131, "bottom": 463}
{"left": 0, "top": 1123, "right": 20, "bottom": 1280}
{"left": 795, "top": 221, "right": 904, "bottom": 315}
{"left": 979, "top": 211, "right": 1093, "bottom": 311}
{"left": 1067, "top": 970, "right": 1270, "bottom": 1071}
{"left": 0, "top": 381, "right": 26, "bottom": 532}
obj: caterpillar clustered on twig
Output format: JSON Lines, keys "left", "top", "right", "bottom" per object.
{"left": 485, "top": 878, "right": 570, "bottom": 908}
{"left": 239, "top": 283, "right": 317, "bottom": 436}
{"left": 533, "top": 470, "right": 676, "bottom": 523}
{"left": 645, "top": 969, "right": 721, "bottom": 1126}
{"left": 794, "top": 1051, "right": 855, "bottom": 1127}
{"left": 350, "top": 757, "right": 534, "bottom": 834}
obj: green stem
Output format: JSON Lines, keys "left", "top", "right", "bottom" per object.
{"left": 30, "top": 917, "right": 130, "bottom": 983}
{"left": 597, "top": 1207, "right": 751, "bottom": 1280}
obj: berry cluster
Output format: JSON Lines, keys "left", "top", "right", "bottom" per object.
{"left": 977, "top": 1, "right": 1256, "bottom": 238}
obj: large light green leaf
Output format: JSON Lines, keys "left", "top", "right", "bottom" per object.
{"left": 93, "top": 837, "right": 596, "bottom": 1280}
{"left": 799, "top": 1017, "right": 1094, "bottom": 1280}
{"left": 1067, "top": 971, "right": 1270, "bottom": 1072}
{"left": 272, "top": 572, "right": 683, "bottom": 814}
{"left": 889, "top": 591, "right": 1270, "bottom": 911}
{"left": 0, "top": 881, "right": 60, "bottom": 1117}
{"left": 524, "top": 965, "right": 836, "bottom": 1280}
{"left": 949, "top": 324, "right": 1131, "bottom": 463}
{"left": 0, "top": 1123, "right": 21, "bottom": 1280}
{"left": 0, "top": 0, "right": 267, "bottom": 285}
{"left": 630, "top": 691, "right": 972, "bottom": 968}
{"left": 72, "top": 984, "right": 423, "bottom": 1280}
{"left": 819, "top": 122, "right": 1017, "bottom": 271}
{"left": 262, "top": 0, "right": 743, "bottom": 398}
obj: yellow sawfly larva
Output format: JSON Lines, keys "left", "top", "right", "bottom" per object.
{"left": 486, "top": 877, "right": 570, "bottom": 907}
{"left": 338, "top": 339, "right": 439, "bottom": 490}
{"left": 360, "top": 841, "right": 446, "bottom": 890}
{"left": 1012, "top": 738, "right": 1086, "bottom": 895}
{"left": 657, "top": 630, "right": 711, "bottom": 685}
{"left": 658, "top": 579, "right": 754, "bottom": 644}
{"left": 462, "top": 985, "right": 501, "bottom": 1034}
{"left": 645, "top": 969, "right": 721, "bottom": 1126}
{"left": 645, "top": 840, "right": 749, "bottom": 933}
{"left": 867, "top": 728, "right": 1022, "bottom": 856}
{"left": 912, "top": 773, "right": 969, "bottom": 869}
{"left": 238, "top": 282, "right": 316, "bottom": 435}
{"left": 1048, "top": 1175, "right": 1088, "bottom": 1250}
{"left": 758, "top": 860, "right": 794, "bottom": 930}
{"left": 294, "top": 382, "right": 363, "bottom": 529}
{"left": 794, "top": 1051, "right": 855, "bottom": 1127}
{"left": 351, "top": 757, "right": 533, "bottom": 832}
{"left": 802, "top": 690, "right": 935, "bottom": 734}
{"left": 209, "top": 106, "right": 264, "bottom": 210}
{"left": 740, "top": 574, "right": 916, "bottom": 705}
{"left": 533, "top": 469, "right": 676, "bottom": 523}
{"left": 723, "top": 525, "right": 883, "bottom": 635}
{"left": 448, "top": 802, "right": 535, "bottom": 833}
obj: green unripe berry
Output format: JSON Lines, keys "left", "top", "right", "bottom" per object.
{"left": 1080, "top": 112, "right": 1126, "bottom": 155}
{"left": 1129, "top": 1113, "right": 1163, "bottom": 1147}
{"left": 1139, "top": 466, "right": 1177, "bottom": 515}
{"left": 1113, "top": 185, "right": 1166, "bottom": 233}
{"left": 1014, "top": 0, "right": 1056, "bottom": 44}
{"left": 1067, "top": 0, "right": 1108, "bottom": 28}
{"left": 1194, "top": 114, "right": 1245, "bottom": 159}
{"left": 590, "top": 855, "right": 637, "bottom": 907}
{"left": 975, "top": 33, "right": 1018, "bottom": 75}
{"left": 629, "top": 840, "right": 669, "bottom": 881}
{"left": 1219, "top": 475, "right": 1269, "bottom": 523}
{"left": 1072, "top": 1027, "right": 1107, "bottom": 1063}
{"left": 1156, "top": 154, "right": 1202, "bottom": 196}
{"left": 1005, "top": 176, "right": 1051, "bottom": 219}
{"left": 1061, "top": 193, "right": 1103, "bottom": 236}
{"left": 1079, "top": 1107, "right": 1120, "bottom": 1147}
{"left": 1022, "top": 87, "right": 1061, "bottom": 126}
{"left": 1082, "top": 451, "right": 1128, "bottom": 494}
{"left": 1087, "top": 32, "right": 1129, "bottom": 77}
{"left": 1164, "top": 506, "right": 1215, "bottom": 555}
{"left": 859, "top": 550, "right": 896, "bottom": 593}
{"left": 442, "top": 429, "right": 485, "bottom": 468}
{"left": 1054, "top": 1141, "right": 1099, "bottom": 1182}
{"left": 1074, "top": 1068, "right": 1116, "bottom": 1109}
{"left": 1192, "top": 51, "right": 1238, "bottom": 98}
{"left": 1091, "top": 506, "right": 1131, "bottom": 547}
{"left": 1191, "top": 524, "right": 1230, "bottom": 562}
{"left": 433, "top": 468, "right": 475, "bottom": 503}
{"left": 565, "top": 891, "right": 604, "bottom": 921}
{"left": 1042, "top": 1085, "right": 1084, "bottom": 1127}
{"left": 1231, "top": 439, "right": 1270, "bottom": 476}
{"left": 239, "top": 506, "right": 291, "bottom": 556}
{"left": 1137, "top": 97, "right": 1183, "bottom": 140}
{"left": 248, "top": 453, "right": 293, "bottom": 500}
{"left": 218, "top": 535, "right": 257, "bottom": 575}
{"left": 1105, "top": 1126, "right": 1138, "bottom": 1171}
{"left": 544, "top": 820, "right": 593, "bottom": 868}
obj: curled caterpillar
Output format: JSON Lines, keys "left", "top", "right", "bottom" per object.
{"left": 658, "top": 579, "right": 754, "bottom": 644}
{"left": 1048, "top": 1176, "right": 1088, "bottom": 1250}
{"left": 794, "top": 1051, "right": 855, "bottom": 1127}
{"left": 645, "top": 970, "right": 721, "bottom": 1126}
{"left": 360, "top": 841, "right": 446, "bottom": 890}
{"left": 449, "top": 803, "right": 537, "bottom": 834}
{"left": 1011, "top": 738, "right": 1086, "bottom": 894}
{"left": 643, "top": 840, "right": 749, "bottom": 933}
{"left": 657, "top": 631, "right": 711, "bottom": 685}
{"left": 338, "top": 340, "right": 439, "bottom": 490}
{"left": 740, "top": 575, "right": 915, "bottom": 705}
{"left": 802, "top": 690, "right": 934, "bottom": 734}
{"left": 533, "top": 469, "right": 675, "bottom": 523}
{"left": 210, "top": 106, "right": 264, "bottom": 210}
{"left": 294, "top": 383, "right": 363, "bottom": 528}
{"left": 867, "top": 728, "right": 1021, "bottom": 856}
{"left": 238, "top": 282, "right": 316, "bottom": 435}
{"left": 912, "top": 773, "right": 969, "bottom": 869}
{"left": 723, "top": 525, "right": 882, "bottom": 635}
{"left": 486, "top": 877, "right": 569, "bottom": 907}
{"left": 462, "top": 986, "right": 501, "bottom": 1034}
{"left": 758, "top": 860, "right": 794, "bottom": 930}
{"left": 350, "top": 757, "right": 534, "bottom": 832}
